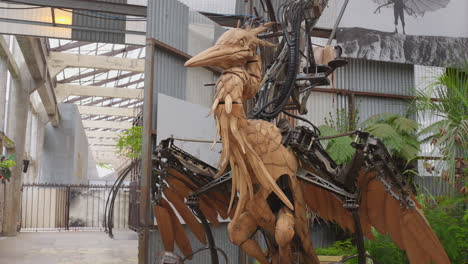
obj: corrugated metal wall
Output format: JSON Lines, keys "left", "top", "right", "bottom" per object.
{"left": 148, "top": 222, "right": 337, "bottom": 263}
{"left": 146, "top": 0, "right": 225, "bottom": 108}
{"left": 179, "top": 0, "right": 237, "bottom": 14}
{"left": 300, "top": 92, "right": 338, "bottom": 126}
{"left": 71, "top": 0, "right": 126, "bottom": 43}
{"left": 153, "top": 48, "right": 187, "bottom": 101}
{"left": 149, "top": 223, "right": 240, "bottom": 263}
{"left": 335, "top": 59, "right": 414, "bottom": 96}
{"left": 147, "top": 0, "right": 189, "bottom": 53}
{"left": 302, "top": 58, "right": 415, "bottom": 126}
{"left": 414, "top": 176, "right": 455, "bottom": 197}
{"left": 236, "top": 0, "right": 285, "bottom": 17}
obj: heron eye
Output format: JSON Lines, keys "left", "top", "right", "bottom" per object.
{"left": 239, "top": 39, "right": 245, "bottom": 46}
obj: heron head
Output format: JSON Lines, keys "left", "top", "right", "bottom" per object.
{"left": 184, "top": 23, "right": 274, "bottom": 69}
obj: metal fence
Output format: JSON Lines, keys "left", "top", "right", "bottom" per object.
{"left": 21, "top": 184, "right": 130, "bottom": 231}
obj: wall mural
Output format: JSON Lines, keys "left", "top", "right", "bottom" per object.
{"left": 337, "top": 0, "right": 468, "bottom": 66}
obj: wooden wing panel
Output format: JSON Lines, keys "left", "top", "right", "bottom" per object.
{"left": 152, "top": 160, "right": 233, "bottom": 257}
{"left": 302, "top": 167, "right": 449, "bottom": 264}
{"left": 359, "top": 169, "right": 450, "bottom": 264}
{"left": 160, "top": 198, "right": 193, "bottom": 259}
{"left": 154, "top": 204, "right": 175, "bottom": 252}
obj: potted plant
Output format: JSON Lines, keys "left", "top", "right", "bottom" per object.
{"left": 0, "top": 154, "right": 16, "bottom": 183}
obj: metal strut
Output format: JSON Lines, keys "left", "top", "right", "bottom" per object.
{"left": 186, "top": 195, "right": 220, "bottom": 264}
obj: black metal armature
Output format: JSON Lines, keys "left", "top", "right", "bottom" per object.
{"left": 192, "top": 172, "right": 232, "bottom": 197}
{"left": 186, "top": 194, "right": 221, "bottom": 264}
{"left": 104, "top": 161, "right": 136, "bottom": 238}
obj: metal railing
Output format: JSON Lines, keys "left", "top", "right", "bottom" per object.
{"left": 21, "top": 183, "right": 130, "bottom": 231}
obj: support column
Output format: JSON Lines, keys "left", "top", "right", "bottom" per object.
{"left": 0, "top": 37, "right": 9, "bottom": 235}
{"left": 2, "top": 39, "right": 31, "bottom": 236}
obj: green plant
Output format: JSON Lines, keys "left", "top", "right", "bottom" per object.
{"left": 319, "top": 108, "right": 360, "bottom": 165}
{"left": 324, "top": 108, "right": 360, "bottom": 134}
{"left": 0, "top": 154, "right": 16, "bottom": 182}
{"left": 420, "top": 194, "right": 468, "bottom": 263}
{"left": 414, "top": 66, "right": 468, "bottom": 183}
{"left": 116, "top": 126, "right": 142, "bottom": 159}
{"left": 319, "top": 125, "right": 355, "bottom": 165}
{"left": 361, "top": 113, "right": 420, "bottom": 162}
{"left": 320, "top": 111, "right": 420, "bottom": 167}
{"left": 365, "top": 230, "right": 409, "bottom": 264}
{"left": 316, "top": 239, "right": 357, "bottom": 256}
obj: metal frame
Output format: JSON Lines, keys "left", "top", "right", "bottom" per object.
{"left": 2, "top": 0, "right": 147, "bottom": 17}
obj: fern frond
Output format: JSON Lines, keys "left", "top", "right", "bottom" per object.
{"left": 393, "top": 116, "right": 418, "bottom": 134}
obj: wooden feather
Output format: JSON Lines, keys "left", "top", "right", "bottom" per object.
{"left": 303, "top": 184, "right": 319, "bottom": 213}
{"left": 242, "top": 135, "right": 294, "bottom": 210}
{"left": 165, "top": 177, "right": 221, "bottom": 223}
{"left": 209, "top": 97, "right": 220, "bottom": 116}
{"left": 204, "top": 193, "right": 229, "bottom": 219}
{"left": 212, "top": 116, "right": 220, "bottom": 149}
{"left": 163, "top": 188, "right": 207, "bottom": 244}
{"left": 225, "top": 94, "right": 233, "bottom": 113}
{"left": 401, "top": 223, "right": 431, "bottom": 264}
{"left": 230, "top": 116, "right": 246, "bottom": 154}
{"left": 154, "top": 204, "right": 175, "bottom": 252}
{"left": 227, "top": 158, "right": 237, "bottom": 214}
{"left": 384, "top": 193, "right": 405, "bottom": 249}
{"left": 166, "top": 177, "right": 193, "bottom": 196}
{"left": 366, "top": 179, "right": 388, "bottom": 234}
{"left": 215, "top": 111, "right": 230, "bottom": 176}
{"left": 199, "top": 200, "right": 221, "bottom": 226}
{"left": 160, "top": 198, "right": 193, "bottom": 259}
{"left": 402, "top": 209, "right": 450, "bottom": 264}
{"left": 315, "top": 188, "right": 331, "bottom": 221}
{"left": 357, "top": 169, "right": 376, "bottom": 239}
{"left": 167, "top": 168, "right": 197, "bottom": 190}
{"left": 231, "top": 145, "right": 253, "bottom": 199}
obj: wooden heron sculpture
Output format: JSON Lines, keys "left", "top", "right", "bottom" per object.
{"left": 151, "top": 24, "right": 451, "bottom": 264}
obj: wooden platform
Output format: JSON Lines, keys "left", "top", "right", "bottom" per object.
{"left": 319, "top": 255, "right": 343, "bottom": 263}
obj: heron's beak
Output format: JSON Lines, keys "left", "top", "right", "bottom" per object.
{"left": 185, "top": 45, "right": 238, "bottom": 67}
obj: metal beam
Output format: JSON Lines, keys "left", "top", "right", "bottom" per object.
{"left": 57, "top": 46, "right": 142, "bottom": 83}
{"left": 86, "top": 131, "right": 120, "bottom": 138}
{"left": 58, "top": 69, "right": 107, "bottom": 84}
{"left": 90, "top": 71, "right": 140, "bottom": 86}
{"left": 56, "top": 84, "right": 143, "bottom": 102}
{"left": 50, "top": 41, "right": 92, "bottom": 52}
{"left": 48, "top": 52, "right": 145, "bottom": 77}
{"left": 77, "top": 105, "right": 139, "bottom": 117}
{"left": 16, "top": 36, "right": 60, "bottom": 126}
{"left": 8, "top": 0, "right": 147, "bottom": 17}
{"left": 89, "top": 138, "right": 117, "bottom": 146}
{"left": 116, "top": 78, "right": 144, "bottom": 88}
{"left": 92, "top": 151, "right": 118, "bottom": 159}
{"left": 91, "top": 145, "right": 118, "bottom": 152}
{"left": 0, "top": 36, "right": 20, "bottom": 79}
{"left": 82, "top": 120, "right": 132, "bottom": 129}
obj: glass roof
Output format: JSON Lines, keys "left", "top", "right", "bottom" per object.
{"left": 48, "top": 39, "right": 145, "bottom": 125}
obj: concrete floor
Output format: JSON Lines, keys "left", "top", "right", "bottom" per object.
{"left": 0, "top": 230, "right": 137, "bottom": 264}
